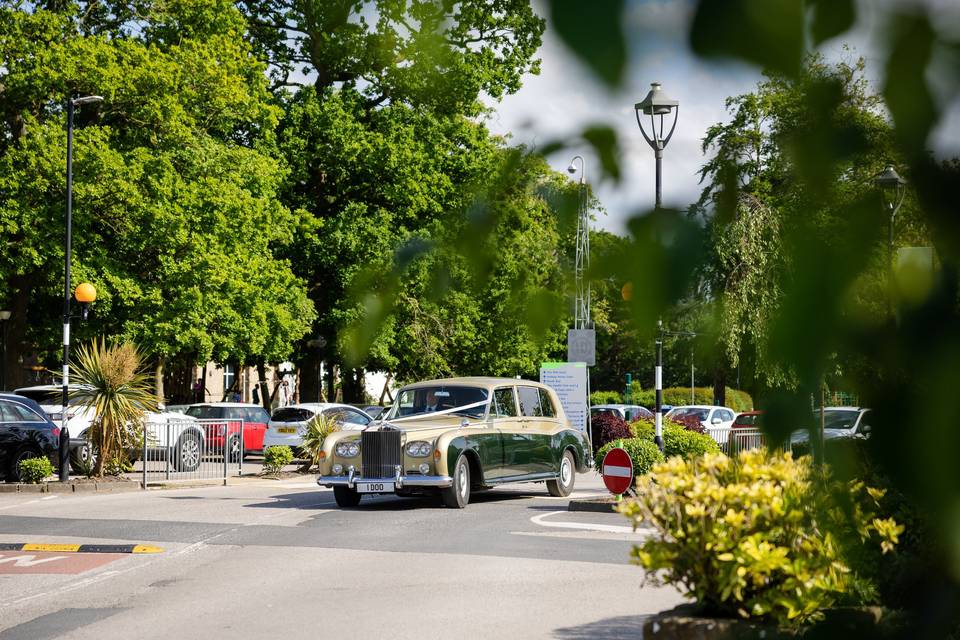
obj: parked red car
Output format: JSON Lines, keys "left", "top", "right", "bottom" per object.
{"left": 732, "top": 410, "right": 764, "bottom": 428}
{"left": 185, "top": 403, "right": 271, "bottom": 460}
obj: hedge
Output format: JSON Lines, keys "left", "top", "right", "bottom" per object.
{"left": 591, "top": 412, "right": 632, "bottom": 452}
{"left": 630, "top": 420, "right": 721, "bottom": 459}
{"left": 593, "top": 438, "right": 665, "bottom": 477}
{"left": 590, "top": 390, "right": 622, "bottom": 405}
{"left": 624, "top": 382, "right": 753, "bottom": 412}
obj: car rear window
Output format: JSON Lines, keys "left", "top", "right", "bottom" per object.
{"left": 186, "top": 406, "right": 225, "bottom": 420}
{"left": 272, "top": 408, "right": 314, "bottom": 423}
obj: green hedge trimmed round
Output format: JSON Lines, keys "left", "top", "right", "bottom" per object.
{"left": 628, "top": 420, "right": 721, "bottom": 460}
{"left": 594, "top": 438, "right": 665, "bottom": 477}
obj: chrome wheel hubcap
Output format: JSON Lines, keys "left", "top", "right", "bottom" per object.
{"left": 458, "top": 464, "right": 468, "bottom": 499}
{"left": 182, "top": 440, "right": 200, "bottom": 466}
{"left": 561, "top": 457, "right": 572, "bottom": 486}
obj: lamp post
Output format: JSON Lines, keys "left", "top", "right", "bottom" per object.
{"left": 0, "top": 310, "right": 10, "bottom": 391}
{"left": 60, "top": 94, "right": 102, "bottom": 482}
{"left": 874, "top": 165, "right": 906, "bottom": 314}
{"left": 635, "top": 82, "right": 679, "bottom": 209}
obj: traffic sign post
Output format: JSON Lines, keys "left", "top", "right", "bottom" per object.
{"left": 601, "top": 447, "right": 634, "bottom": 497}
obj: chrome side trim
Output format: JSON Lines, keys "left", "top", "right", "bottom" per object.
{"left": 318, "top": 474, "right": 453, "bottom": 489}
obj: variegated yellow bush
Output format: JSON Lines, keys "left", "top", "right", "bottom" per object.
{"left": 619, "top": 449, "right": 903, "bottom": 626}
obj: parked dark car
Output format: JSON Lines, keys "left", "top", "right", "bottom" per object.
{"left": 0, "top": 393, "right": 60, "bottom": 481}
{"left": 733, "top": 410, "right": 764, "bottom": 428}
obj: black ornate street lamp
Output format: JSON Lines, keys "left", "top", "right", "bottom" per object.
{"left": 875, "top": 165, "right": 907, "bottom": 314}
{"left": 635, "top": 82, "right": 680, "bottom": 209}
{"left": 60, "top": 94, "right": 102, "bottom": 482}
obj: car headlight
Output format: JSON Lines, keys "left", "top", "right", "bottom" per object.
{"left": 335, "top": 441, "right": 360, "bottom": 458}
{"left": 405, "top": 441, "right": 433, "bottom": 457}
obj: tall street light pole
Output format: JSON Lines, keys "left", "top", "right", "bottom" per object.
{"left": 875, "top": 165, "right": 906, "bottom": 315}
{"left": 635, "top": 82, "right": 679, "bottom": 209}
{"left": 60, "top": 94, "right": 102, "bottom": 482}
{"left": 0, "top": 310, "right": 10, "bottom": 391}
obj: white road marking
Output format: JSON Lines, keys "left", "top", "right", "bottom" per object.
{"left": 530, "top": 510, "right": 654, "bottom": 536}
{"left": 40, "top": 495, "right": 59, "bottom": 500}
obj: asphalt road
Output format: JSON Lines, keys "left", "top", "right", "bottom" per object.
{"left": 0, "top": 472, "right": 683, "bottom": 639}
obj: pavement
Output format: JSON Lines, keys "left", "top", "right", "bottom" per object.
{"left": 0, "top": 471, "right": 684, "bottom": 639}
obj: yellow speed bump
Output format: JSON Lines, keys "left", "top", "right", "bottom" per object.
{"left": 0, "top": 543, "right": 164, "bottom": 554}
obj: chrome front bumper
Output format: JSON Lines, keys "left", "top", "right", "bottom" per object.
{"left": 318, "top": 466, "right": 453, "bottom": 490}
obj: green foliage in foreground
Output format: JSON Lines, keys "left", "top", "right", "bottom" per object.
{"left": 262, "top": 446, "right": 293, "bottom": 475}
{"left": 17, "top": 457, "right": 54, "bottom": 484}
{"left": 619, "top": 450, "right": 903, "bottom": 625}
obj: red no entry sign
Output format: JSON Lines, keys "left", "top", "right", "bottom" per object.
{"left": 601, "top": 447, "right": 634, "bottom": 495}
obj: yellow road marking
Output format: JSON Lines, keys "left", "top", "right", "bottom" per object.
{"left": 22, "top": 544, "right": 82, "bottom": 552}
{"left": 131, "top": 545, "right": 164, "bottom": 554}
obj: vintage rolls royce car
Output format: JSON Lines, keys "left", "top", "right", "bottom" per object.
{"left": 317, "top": 377, "right": 591, "bottom": 508}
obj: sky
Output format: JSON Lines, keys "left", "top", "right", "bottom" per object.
{"left": 483, "top": 0, "right": 960, "bottom": 234}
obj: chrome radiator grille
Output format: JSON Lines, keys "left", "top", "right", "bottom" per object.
{"left": 361, "top": 429, "right": 401, "bottom": 479}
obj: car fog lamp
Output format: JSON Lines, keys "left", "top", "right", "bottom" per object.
{"left": 418, "top": 463, "right": 430, "bottom": 475}
{"left": 332, "top": 464, "right": 343, "bottom": 475}
{"left": 405, "top": 441, "right": 432, "bottom": 457}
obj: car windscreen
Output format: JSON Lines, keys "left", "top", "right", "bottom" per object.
{"left": 14, "top": 389, "right": 76, "bottom": 405}
{"left": 670, "top": 408, "right": 709, "bottom": 422}
{"left": 185, "top": 406, "right": 226, "bottom": 420}
{"left": 387, "top": 386, "right": 489, "bottom": 419}
{"left": 817, "top": 410, "right": 860, "bottom": 430}
{"left": 271, "top": 408, "right": 314, "bottom": 423}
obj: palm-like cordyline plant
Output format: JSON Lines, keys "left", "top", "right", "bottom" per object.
{"left": 299, "top": 412, "right": 340, "bottom": 472}
{"left": 69, "top": 339, "right": 158, "bottom": 477}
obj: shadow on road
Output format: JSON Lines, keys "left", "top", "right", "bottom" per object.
{"left": 552, "top": 614, "right": 651, "bottom": 640}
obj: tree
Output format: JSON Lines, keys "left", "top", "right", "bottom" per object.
{"left": 0, "top": 1, "right": 315, "bottom": 392}
{"left": 246, "top": 1, "right": 547, "bottom": 399}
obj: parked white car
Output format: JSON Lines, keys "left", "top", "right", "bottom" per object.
{"left": 666, "top": 405, "right": 737, "bottom": 445}
{"left": 263, "top": 403, "right": 373, "bottom": 453}
{"left": 790, "top": 407, "right": 872, "bottom": 445}
{"left": 14, "top": 385, "right": 97, "bottom": 471}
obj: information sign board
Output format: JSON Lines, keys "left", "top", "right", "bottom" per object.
{"left": 540, "top": 362, "right": 588, "bottom": 433}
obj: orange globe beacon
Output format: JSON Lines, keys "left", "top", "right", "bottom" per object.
{"left": 621, "top": 281, "right": 633, "bottom": 302}
{"left": 75, "top": 282, "right": 97, "bottom": 303}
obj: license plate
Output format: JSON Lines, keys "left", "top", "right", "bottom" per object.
{"left": 356, "top": 482, "right": 394, "bottom": 493}
{"left": 277, "top": 427, "right": 297, "bottom": 434}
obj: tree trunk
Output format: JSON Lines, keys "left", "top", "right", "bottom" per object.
{"left": 256, "top": 359, "right": 270, "bottom": 411}
{"left": 299, "top": 350, "right": 323, "bottom": 404}
{"left": 713, "top": 367, "right": 727, "bottom": 407}
{"left": 155, "top": 356, "right": 165, "bottom": 405}
{"left": 326, "top": 362, "right": 339, "bottom": 404}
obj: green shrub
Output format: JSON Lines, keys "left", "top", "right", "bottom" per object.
{"left": 629, "top": 420, "right": 720, "bottom": 459}
{"left": 618, "top": 450, "right": 903, "bottom": 626}
{"left": 263, "top": 446, "right": 293, "bottom": 474}
{"left": 103, "top": 456, "right": 133, "bottom": 476}
{"left": 626, "top": 382, "right": 753, "bottom": 412}
{"left": 299, "top": 413, "right": 340, "bottom": 471}
{"left": 589, "top": 390, "right": 622, "bottom": 405}
{"left": 18, "top": 456, "right": 54, "bottom": 483}
{"left": 593, "top": 438, "right": 665, "bottom": 477}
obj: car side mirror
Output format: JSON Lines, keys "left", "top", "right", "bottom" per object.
{"left": 860, "top": 423, "right": 872, "bottom": 435}
{"left": 711, "top": 417, "right": 722, "bottom": 425}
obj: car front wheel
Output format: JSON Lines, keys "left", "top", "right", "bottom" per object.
{"left": 547, "top": 450, "right": 576, "bottom": 497}
{"left": 441, "top": 455, "right": 471, "bottom": 508}
{"left": 333, "top": 486, "right": 362, "bottom": 507}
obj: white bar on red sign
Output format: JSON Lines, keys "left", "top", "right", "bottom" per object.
{"left": 603, "top": 465, "right": 632, "bottom": 478}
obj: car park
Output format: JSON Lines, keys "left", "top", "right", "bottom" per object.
{"left": 14, "top": 384, "right": 97, "bottom": 472}
{"left": 264, "top": 403, "right": 372, "bottom": 453}
{"left": 0, "top": 393, "right": 60, "bottom": 481}
{"left": 318, "top": 377, "right": 591, "bottom": 509}
{"left": 185, "top": 403, "right": 271, "bottom": 460}
{"left": 590, "top": 404, "right": 654, "bottom": 422}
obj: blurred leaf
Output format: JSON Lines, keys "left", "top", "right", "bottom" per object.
{"left": 582, "top": 125, "right": 621, "bottom": 183}
{"left": 547, "top": 0, "right": 626, "bottom": 88}
{"left": 808, "top": 0, "right": 855, "bottom": 46}
{"left": 690, "top": 0, "right": 804, "bottom": 76}
{"left": 883, "top": 11, "right": 937, "bottom": 159}
{"left": 524, "top": 288, "right": 564, "bottom": 340}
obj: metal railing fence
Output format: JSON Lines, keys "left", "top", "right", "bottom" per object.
{"left": 705, "top": 426, "right": 769, "bottom": 456}
{"left": 137, "top": 418, "right": 245, "bottom": 486}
